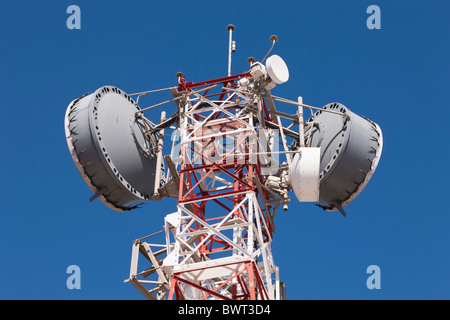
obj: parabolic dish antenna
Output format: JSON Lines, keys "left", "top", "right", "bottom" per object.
{"left": 302, "top": 102, "right": 383, "bottom": 214}
{"left": 64, "top": 86, "right": 162, "bottom": 212}
{"left": 266, "top": 54, "right": 289, "bottom": 84}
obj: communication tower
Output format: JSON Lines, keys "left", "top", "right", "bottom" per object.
{"left": 64, "top": 25, "right": 382, "bottom": 300}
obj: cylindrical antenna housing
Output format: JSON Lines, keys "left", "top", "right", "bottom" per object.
{"left": 305, "top": 103, "right": 383, "bottom": 212}
{"left": 227, "top": 24, "right": 235, "bottom": 76}
{"left": 64, "top": 86, "right": 164, "bottom": 212}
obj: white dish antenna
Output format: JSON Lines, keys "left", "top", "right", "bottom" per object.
{"left": 290, "top": 147, "right": 320, "bottom": 202}
{"left": 266, "top": 54, "right": 289, "bottom": 84}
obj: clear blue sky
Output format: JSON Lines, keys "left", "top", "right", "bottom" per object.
{"left": 0, "top": 0, "right": 449, "bottom": 299}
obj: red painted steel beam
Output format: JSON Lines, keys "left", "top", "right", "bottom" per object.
{"left": 178, "top": 72, "right": 251, "bottom": 92}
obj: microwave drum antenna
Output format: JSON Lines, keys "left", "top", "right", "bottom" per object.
{"left": 64, "top": 86, "right": 161, "bottom": 212}
{"left": 305, "top": 102, "right": 383, "bottom": 214}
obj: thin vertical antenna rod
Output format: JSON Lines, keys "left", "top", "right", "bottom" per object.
{"left": 227, "top": 24, "right": 235, "bottom": 76}
{"left": 298, "top": 96, "right": 305, "bottom": 147}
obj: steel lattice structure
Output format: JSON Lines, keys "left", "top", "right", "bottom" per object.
{"left": 125, "top": 69, "right": 301, "bottom": 300}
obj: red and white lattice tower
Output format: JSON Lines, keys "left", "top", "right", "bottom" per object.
{"left": 125, "top": 25, "right": 302, "bottom": 301}
{"left": 166, "top": 73, "right": 283, "bottom": 300}
{"left": 126, "top": 65, "right": 295, "bottom": 300}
